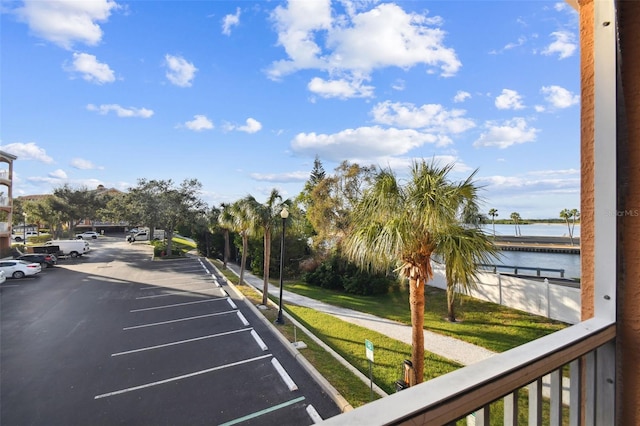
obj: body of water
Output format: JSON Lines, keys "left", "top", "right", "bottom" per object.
{"left": 484, "top": 223, "right": 580, "bottom": 238}
{"left": 482, "top": 223, "right": 581, "bottom": 279}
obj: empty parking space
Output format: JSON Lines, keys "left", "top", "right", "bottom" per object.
{"left": 91, "top": 255, "right": 337, "bottom": 425}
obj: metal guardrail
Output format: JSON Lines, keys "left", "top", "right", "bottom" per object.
{"left": 478, "top": 263, "right": 566, "bottom": 278}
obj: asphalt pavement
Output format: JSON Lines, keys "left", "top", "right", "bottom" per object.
{"left": 1, "top": 237, "right": 341, "bottom": 425}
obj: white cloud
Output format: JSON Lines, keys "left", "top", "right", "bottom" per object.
{"left": 67, "top": 52, "right": 115, "bottom": 84}
{"left": 182, "top": 115, "right": 214, "bottom": 131}
{"left": 0, "top": 142, "right": 54, "bottom": 163}
{"left": 391, "top": 79, "right": 405, "bottom": 91}
{"left": 453, "top": 90, "right": 471, "bottom": 103}
{"left": 249, "top": 171, "right": 309, "bottom": 182}
{"left": 14, "top": 0, "right": 119, "bottom": 49}
{"left": 308, "top": 77, "right": 374, "bottom": 99}
{"left": 495, "top": 89, "right": 525, "bottom": 110}
{"left": 542, "top": 30, "right": 577, "bottom": 59}
{"left": 541, "top": 85, "right": 579, "bottom": 108}
{"left": 371, "top": 101, "right": 475, "bottom": 134}
{"left": 224, "top": 118, "right": 263, "bottom": 133}
{"left": 222, "top": 7, "right": 241, "bottom": 35}
{"left": 49, "top": 169, "right": 68, "bottom": 179}
{"left": 291, "top": 126, "right": 443, "bottom": 161}
{"left": 473, "top": 117, "right": 539, "bottom": 149}
{"left": 268, "top": 1, "right": 460, "bottom": 99}
{"left": 164, "top": 54, "right": 197, "bottom": 87}
{"left": 238, "top": 118, "right": 262, "bottom": 133}
{"left": 86, "top": 104, "right": 153, "bottom": 118}
{"left": 70, "top": 158, "right": 102, "bottom": 170}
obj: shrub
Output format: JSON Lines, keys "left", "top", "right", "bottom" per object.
{"left": 304, "top": 254, "right": 393, "bottom": 295}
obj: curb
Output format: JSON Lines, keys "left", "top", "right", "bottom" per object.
{"left": 206, "top": 260, "right": 355, "bottom": 413}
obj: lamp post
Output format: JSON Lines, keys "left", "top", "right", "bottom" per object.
{"left": 22, "top": 212, "right": 27, "bottom": 242}
{"left": 275, "top": 206, "right": 289, "bottom": 325}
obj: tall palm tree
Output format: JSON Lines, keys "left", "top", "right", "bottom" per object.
{"left": 217, "top": 203, "right": 234, "bottom": 269}
{"left": 560, "top": 208, "right": 574, "bottom": 245}
{"left": 437, "top": 226, "right": 500, "bottom": 322}
{"left": 243, "top": 189, "right": 288, "bottom": 306}
{"left": 344, "top": 160, "right": 481, "bottom": 384}
{"left": 510, "top": 212, "right": 522, "bottom": 236}
{"left": 488, "top": 208, "right": 498, "bottom": 236}
{"left": 570, "top": 208, "right": 580, "bottom": 244}
{"left": 229, "top": 198, "right": 255, "bottom": 288}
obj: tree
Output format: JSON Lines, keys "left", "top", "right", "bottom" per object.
{"left": 437, "top": 226, "right": 499, "bottom": 322}
{"left": 52, "top": 185, "right": 104, "bottom": 234}
{"left": 217, "top": 203, "right": 234, "bottom": 269}
{"left": 344, "top": 159, "right": 482, "bottom": 384}
{"left": 510, "top": 212, "right": 522, "bottom": 236}
{"left": 488, "top": 208, "right": 498, "bottom": 236}
{"left": 304, "top": 161, "right": 376, "bottom": 255}
{"left": 229, "top": 197, "right": 256, "bottom": 288}
{"left": 127, "top": 179, "right": 206, "bottom": 255}
{"left": 242, "top": 189, "right": 289, "bottom": 306}
{"left": 570, "top": 208, "right": 580, "bottom": 244}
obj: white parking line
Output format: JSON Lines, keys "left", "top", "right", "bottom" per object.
{"left": 130, "top": 298, "right": 226, "bottom": 312}
{"left": 236, "top": 311, "right": 250, "bottom": 326}
{"left": 123, "top": 311, "right": 236, "bottom": 330}
{"left": 112, "top": 328, "right": 251, "bottom": 356}
{"left": 95, "top": 354, "right": 273, "bottom": 399}
{"left": 271, "top": 358, "right": 298, "bottom": 391}
{"left": 250, "top": 329, "right": 268, "bottom": 351}
{"left": 306, "top": 405, "right": 323, "bottom": 424}
{"left": 226, "top": 297, "right": 237, "bottom": 309}
{"left": 135, "top": 289, "right": 218, "bottom": 299}
{"left": 219, "top": 396, "right": 306, "bottom": 426}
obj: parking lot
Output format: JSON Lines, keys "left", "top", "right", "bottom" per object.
{"left": 1, "top": 237, "right": 340, "bottom": 425}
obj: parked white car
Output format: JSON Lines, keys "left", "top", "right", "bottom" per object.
{"left": 76, "top": 231, "right": 99, "bottom": 239}
{"left": 0, "top": 270, "right": 6, "bottom": 284}
{"left": 0, "top": 260, "right": 42, "bottom": 279}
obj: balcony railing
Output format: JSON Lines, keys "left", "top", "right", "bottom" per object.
{"left": 0, "top": 169, "right": 8, "bottom": 181}
{"left": 320, "top": 317, "right": 615, "bottom": 425}
{"left": 0, "top": 222, "right": 8, "bottom": 233}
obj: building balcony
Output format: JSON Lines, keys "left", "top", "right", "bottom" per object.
{"left": 0, "top": 221, "right": 9, "bottom": 234}
{"left": 321, "top": 317, "right": 615, "bottom": 425}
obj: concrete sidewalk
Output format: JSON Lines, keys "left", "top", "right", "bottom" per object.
{"left": 224, "top": 263, "right": 496, "bottom": 366}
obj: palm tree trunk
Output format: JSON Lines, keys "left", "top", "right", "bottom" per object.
{"left": 239, "top": 233, "right": 248, "bottom": 287}
{"left": 409, "top": 277, "right": 425, "bottom": 384}
{"left": 446, "top": 279, "right": 456, "bottom": 322}
{"left": 223, "top": 229, "right": 230, "bottom": 269}
{"left": 262, "top": 231, "right": 271, "bottom": 305}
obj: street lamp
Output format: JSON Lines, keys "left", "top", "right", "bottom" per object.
{"left": 274, "top": 206, "right": 289, "bottom": 325}
{"left": 22, "top": 212, "right": 27, "bottom": 242}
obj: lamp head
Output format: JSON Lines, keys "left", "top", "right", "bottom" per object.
{"left": 280, "top": 206, "right": 289, "bottom": 219}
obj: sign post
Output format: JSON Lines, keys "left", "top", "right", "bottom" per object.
{"left": 365, "top": 339, "right": 374, "bottom": 401}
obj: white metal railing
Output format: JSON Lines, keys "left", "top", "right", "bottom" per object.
{"left": 0, "top": 196, "right": 8, "bottom": 207}
{"left": 0, "top": 222, "right": 8, "bottom": 233}
{"left": 319, "top": 318, "right": 615, "bottom": 425}
{"left": 0, "top": 169, "right": 8, "bottom": 180}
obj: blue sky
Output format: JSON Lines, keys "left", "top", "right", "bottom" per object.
{"left": 1, "top": 0, "right": 580, "bottom": 219}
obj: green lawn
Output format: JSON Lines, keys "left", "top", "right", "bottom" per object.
{"left": 215, "top": 260, "right": 570, "bottom": 422}
{"left": 285, "top": 281, "right": 568, "bottom": 353}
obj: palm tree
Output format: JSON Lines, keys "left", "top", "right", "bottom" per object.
{"left": 229, "top": 198, "right": 255, "bottom": 288}
{"left": 437, "top": 226, "right": 500, "bottom": 322}
{"left": 217, "top": 203, "right": 234, "bottom": 269}
{"left": 344, "top": 159, "right": 482, "bottom": 384}
{"left": 488, "top": 208, "right": 498, "bottom": 236}
{"left": 510, "top": 212, "right": 522, "bottom": 236}
{"left": 570, "top": 208, "right": 580, "bottom": 243}
{"left": 560, "top": 208, "right": 574, "bottom": 245}
{"left": 243, "top": 189, "right": 287, "bottom": 306}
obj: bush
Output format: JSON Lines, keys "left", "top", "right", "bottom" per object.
{"left": 304, "top": 255, "right": 393, "bottom": 295}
